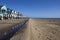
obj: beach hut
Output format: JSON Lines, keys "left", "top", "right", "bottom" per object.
{"left": 11, "top": 10, "right": 17, "bottom": 19}
{"left": 16, "top": 12, "right": 23, "bottom": 19}
{"left": 7, "top": 8, "right": 12, "bottom": 19}
{"left": 0, "top": 5, "right": 7, "bottom": 20}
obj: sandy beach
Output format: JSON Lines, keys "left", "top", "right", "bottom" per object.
{"left": 0, "top": 19, "right": 25, "bottom": 37}
{"left": 10, "top": 18, "right": 60, "bottom": 40}
{"left": 29, "top": 18, "right": 60, "bottom": 40}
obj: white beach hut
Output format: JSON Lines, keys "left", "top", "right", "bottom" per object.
{"left": 0, "top": 5, "right": 7, "bottom": 20}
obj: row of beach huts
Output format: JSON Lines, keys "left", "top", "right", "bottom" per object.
{"left": 0, "top": 5, "right": 26, "bottom": 20}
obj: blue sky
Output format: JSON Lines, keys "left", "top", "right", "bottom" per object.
{"left": 0, "top": 0, "right": 60, "bottom": 18}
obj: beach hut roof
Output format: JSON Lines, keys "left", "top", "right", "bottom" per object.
{"left": 0, "top": 5, "right": 7, "bottom": 10}
{"left": 1, "top": 5, "right": 7, "bottom": 11}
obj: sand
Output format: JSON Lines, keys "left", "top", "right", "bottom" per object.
{"left": 10, "top": 20, "right": 30, "bottom": 40}
{"left": 0, "top": 19, "right": 25, "bottom": 37}
{"left": 0, "top": 18, "right": 60, "bottom": 40}
{"left": 29, "top": 18, "right": 60, "bottom": 40}
{"left": 10, "top": 18, "right": 60, "bottom": 40}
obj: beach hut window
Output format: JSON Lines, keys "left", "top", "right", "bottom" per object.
{"left": 2, "top": 10, "right": 6, "bottom": 13}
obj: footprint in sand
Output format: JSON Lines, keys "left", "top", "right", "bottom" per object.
{"left": 35, "top": 28, "right": 37, "bottom": 30}
{"left": 38, "top": 33, "right": 41, "bottom": 38}
{"left": 47, "top": 37, "right": 52, "bottom": 40}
